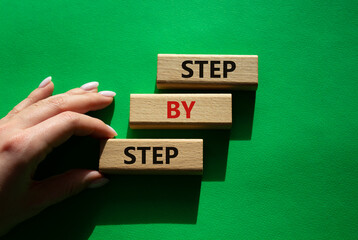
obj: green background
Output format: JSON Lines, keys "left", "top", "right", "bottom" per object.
{"left": 1, "top": 0, "right": 358, "bottom": 239}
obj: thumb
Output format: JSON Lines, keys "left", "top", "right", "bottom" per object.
{"left": 27, "top": 170, "right": 109, "bottom": 212}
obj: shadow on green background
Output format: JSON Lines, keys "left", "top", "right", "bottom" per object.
{"left": 148, "top": 86, "right": 256, "bottom": 180}
{"left": 154, "top": 85, "right": 256, "bottom": 141}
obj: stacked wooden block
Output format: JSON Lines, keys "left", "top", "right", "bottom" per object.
{"left": 99, "top": 54, "right": 258, "bottom": 175}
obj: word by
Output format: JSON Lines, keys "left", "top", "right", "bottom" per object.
{"left": 167, "top": 101, "right": 196, "bottom": 118}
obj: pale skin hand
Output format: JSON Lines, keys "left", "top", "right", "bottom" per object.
{"left": 0, "top": 77, "right": 117, "bottom": 236}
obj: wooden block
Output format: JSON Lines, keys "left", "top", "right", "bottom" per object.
{"left": 99, "top": 139, "right": 203, "bottom": 175}
{"left": 129, "top": 94, "right": 232, "bottom": 129}
{"left": 157, "top": 54, "right": 258, "bottom": 90}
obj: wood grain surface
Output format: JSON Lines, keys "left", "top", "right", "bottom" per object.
{"left": 129, "top": 93, "right": 232, "bottom": 129}
{"left": 99, "top": 139, "right": 203, "bottom": 175}
{"left": 157, "top": 54, "right": 258, "bottom": 90}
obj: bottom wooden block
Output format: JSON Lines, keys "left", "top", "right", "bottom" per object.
{"left": 99, "top": 139, "right": 203, "bottom": 175}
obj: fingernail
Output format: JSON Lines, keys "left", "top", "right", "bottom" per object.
{"left": 39, "top": 76, "right": 52, "bottom": 88}
{"left": 99, "top": 91, "right": 116, "bottom": 97}
{"left": 107, "top": 124, "right": 118, "bottom": 136}
{"left": 80, "top": 81, "right": 99, "bottom": 91}
{"left": 87, "top": 177, "right": 109, "bottom": 189}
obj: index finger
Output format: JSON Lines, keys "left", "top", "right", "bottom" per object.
{"left": 12, "top": 90, "right": 115, "bottom": 129}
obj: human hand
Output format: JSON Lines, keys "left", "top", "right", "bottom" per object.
{"left": 0, "top": 77, "right": 117, "bottom": 236}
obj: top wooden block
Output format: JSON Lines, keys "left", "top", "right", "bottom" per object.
{"left": 157, "top": 54, "right": 258, "bottom": 90}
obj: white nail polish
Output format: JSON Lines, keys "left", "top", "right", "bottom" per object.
{"left": 80, "top": 81, "right": 99, "bottom": 91}
{"left": 87, "top": 178, "right": 109, "bottom": 189}
{"left": 107, "top": 124, "right": 118, "bottom": 136}
{"left": 99, "top": 91, "right": 116, "bottom": 97}
{"left": 38, "top": 76, "right": 52, "bottom": 88}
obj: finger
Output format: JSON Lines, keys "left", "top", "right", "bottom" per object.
{"left": 77, "top": 81, "right": 99, "bottom": 93}
{"left": 27, "top": 170, "right": 108, "bottom": 213}
{"left": 4, "top": 77, "right": 54, "bottom": 120}
{"left": 66, "top": 81, "right": 100, "bottom": 95}
{"left": 28, "top": 111, "right": 117, "bottom": 158}
{"left": 13, "top": 90, "right": 115, "bottom": 129}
